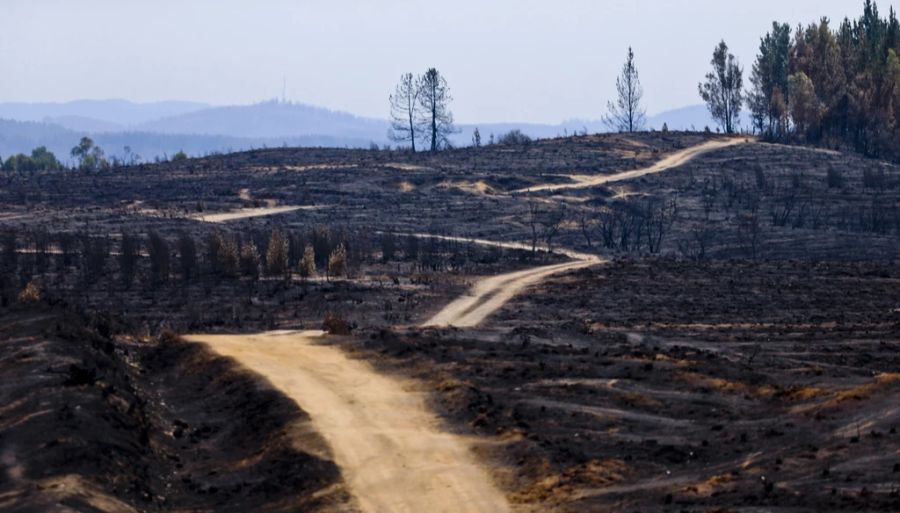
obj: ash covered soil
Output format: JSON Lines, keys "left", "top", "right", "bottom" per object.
{"left": 1, "top": 132, "right": 899, "bottom": 512}
{"left": 0, "top": 306, "right": 357, "bottom": 513}
{"left": 345, "top": 259, "right": 900, "bottom": 512}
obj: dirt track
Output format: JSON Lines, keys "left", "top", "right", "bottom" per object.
{"left": 190, "top": 205, "right": 310, "bottom": 222}
{"left": 513, "top": 137, "right": 747, "bottom": 193}
{"left": 185, "top": 138, "right": 754, "bottom": 510}
{"left": 422, "top": 259, "right": 600, "bottom": 327}
{"left": 184, "top": 331, "right": 511, "bottom": 513}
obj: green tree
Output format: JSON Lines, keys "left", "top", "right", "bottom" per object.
{"left": 30, "top": 146, "right": 61, "bottom": 170}
{"left": 700, "top": 40, "right": 744, "bottom": 134}
{"left": 788, "top": 72, "right": 823, "bottom": 138}
{"left": 71, "top": 137, "right": 108, "bottom": 171}
{"left": 748, "top": 22, "right": 792, "bottom": 137}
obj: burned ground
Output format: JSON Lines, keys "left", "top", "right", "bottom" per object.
{"left": 348, "top": 259, "right": 900, "bottom": 512}
{"left": 0, "top": 133, "right": 898, "bottom": 512}
{"left": 0, "top": 306, "right": 357, "bottom": 512}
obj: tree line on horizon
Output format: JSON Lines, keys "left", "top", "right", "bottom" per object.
{"left": 0, "top": 135, "right": 187, "bottom": 172}
{"left": 748, "top": 0, "right": 900, "bottom": 160}
{"left": 386, "top": 1, "right": 899, "bottom": 163}
{"left": 601, "top": 0, "right": 900, "bottom": 162}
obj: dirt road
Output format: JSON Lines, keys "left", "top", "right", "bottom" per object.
{"left": 422, "top": 258, "right": 600, "bottom": 327}
{"left": 513, "top": 137, "right": 747, "bottom": 193}
{"left": 184, "top": 331, "right": 512, "bottom": 513}
{"left": 183, "top": 138, "right": 748, "bottom": 511}
{"left": 190, "top": 205, "right": 311, "bottom": 222}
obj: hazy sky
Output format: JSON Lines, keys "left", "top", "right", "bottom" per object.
{"left": 1, "top": 0, "right": 895, "bottom": 123}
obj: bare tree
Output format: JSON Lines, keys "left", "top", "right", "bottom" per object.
{"left": 389, "top": 73, "right": 421, "bottom": 152}
{"left": 178, "top": 231, "right": 197, "bottom": 283}
{"left": 604, "top": 47, "right": 646, "bottom": 132}
{"left": 266, "top": 229, "right": 289, "bottom": 278}
{"left": 579, "top": 213, "right": 595, "bottom": 248}
{"left": 417, "top": 68, "right": 456, "bottom": 152}
{"left": 327, "top": 243, "right": 347, "bottom": 280}
{"left": 217, "top": 233, "right": 239, "bottom": 278}
{"left": 527, "top": 199, "right": 540, "bottom": 253}
{"left": 644, "top": 199, "right": 677, "bottom": 253}
{"left": 541, "top": 204, "right": 568, "bottom": 253}
{"left": 119, "top": 233, "right": 138, "bottom": 288}
{"left": 699, "top": 40, "right": 744, "bottom": 134}
{"left": 147, "top": 232, "right": 170, "bottom": 286}
{"left": 1, "top": 231, "right": 17, "bottom": 273}
{"left": 299, "top": 243, "right": 316, "bottom": 280}
{"left": 240, "top": 241, "right": 261, "bottom": 280}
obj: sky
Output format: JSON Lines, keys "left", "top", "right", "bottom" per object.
{"left": 0, "top": 0, "right": 895, "bottom": 124}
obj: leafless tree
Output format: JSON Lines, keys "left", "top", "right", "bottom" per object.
{"left": 327, "top": 243, "right": 347, "bottom": 280}
{"left": 604, "top": 47, "right": 646, "bottom": 132}
{"left": 380, "top": 232, "right": 396, "bottom": 262}
{"left": 389, "top": 73, "right": 421, "bottom": 152}
{"left": 119, "top": 233, "right": 138, "bottom": 288}
{"left": 80, "top": 234, "right": 109, "bottom": 286}
{"left": 266, "top": 229, "right": 289, "bottom": 278}
{"left": 178, "top": 231, "right": 197, "bottom": 283}
{"left": 206, "top": 232, "right": 223, "bottom": 276}
{"left": 527, "top": 199, "right": 540, "bottom": 253}
{"left": 417, "top": 68, "right": 456, "bottom": 152}
{"left": 299, "top": 243, "right": 316, "bottom": 280}
{"left": 579, "top": 213, "right": 595, "bottom": 248}
{"left": 240, "top": 241, "right": 260, "bottom": 280}
{"left": 737, "top": 212, "right": 762, "bottom": 259}
{"left": 644, "top": 199, "right": 677, "bottom": 253}
{"left": 541, "top": 204, "right": 568, "bottom": 252}
{"left": 1, "top": 231, "right": 17, "bottom": 273}
{"left": 147, "top": 232, "right": 170, "bottom": 286}
{"left": 678, "top": 225, "right": 714, "bottom": 261}
{"left": 218, "top": 234, "right": 239, "bottom": 278}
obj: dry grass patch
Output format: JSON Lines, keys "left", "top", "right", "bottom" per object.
{"left": 827, "top": 373, "right": 900, "bottom": 407}
{"left": 512, "top": 459, "right": 631, "bottom": 504}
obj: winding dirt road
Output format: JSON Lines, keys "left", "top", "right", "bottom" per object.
{"left": 184, "top": 331, "right": 511, "bottom": 513}
{"left": 187, "top": 138, "right": 745, "bottom": 512}
{"left": 423, "top": 258, "right": 600, "bottom": 327}
{"left": 190, "top": 205, "right": 312, "bottom": 223}
{"left": 513, "top": 137, "right": 746, "bottom": 193}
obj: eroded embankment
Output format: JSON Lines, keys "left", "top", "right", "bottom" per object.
{"left": 0, "top": 307, "right": 355, "bottom": 513}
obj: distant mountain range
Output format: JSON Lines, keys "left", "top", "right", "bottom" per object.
{"left": 0, "top": 99, "right": 736, "bottom": 162}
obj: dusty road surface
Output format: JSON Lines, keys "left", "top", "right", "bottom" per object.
{"left": 514, "top": 137, "right": 748, "bottom": 193}
{"left": 422, "top": 258, "right": 601, "bottom": 328}
{"left": 407, "top": 234, "right": 602, "bottom": 328}
{"left": 184, "top": 331, "right": 512, "bottom": 513}
{"left": 189, "top": 205, "right": 310, "bottom": 222}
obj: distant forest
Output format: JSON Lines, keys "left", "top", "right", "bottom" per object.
{"left": 748, "top": 0, "right": 900, "bottom": 160}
